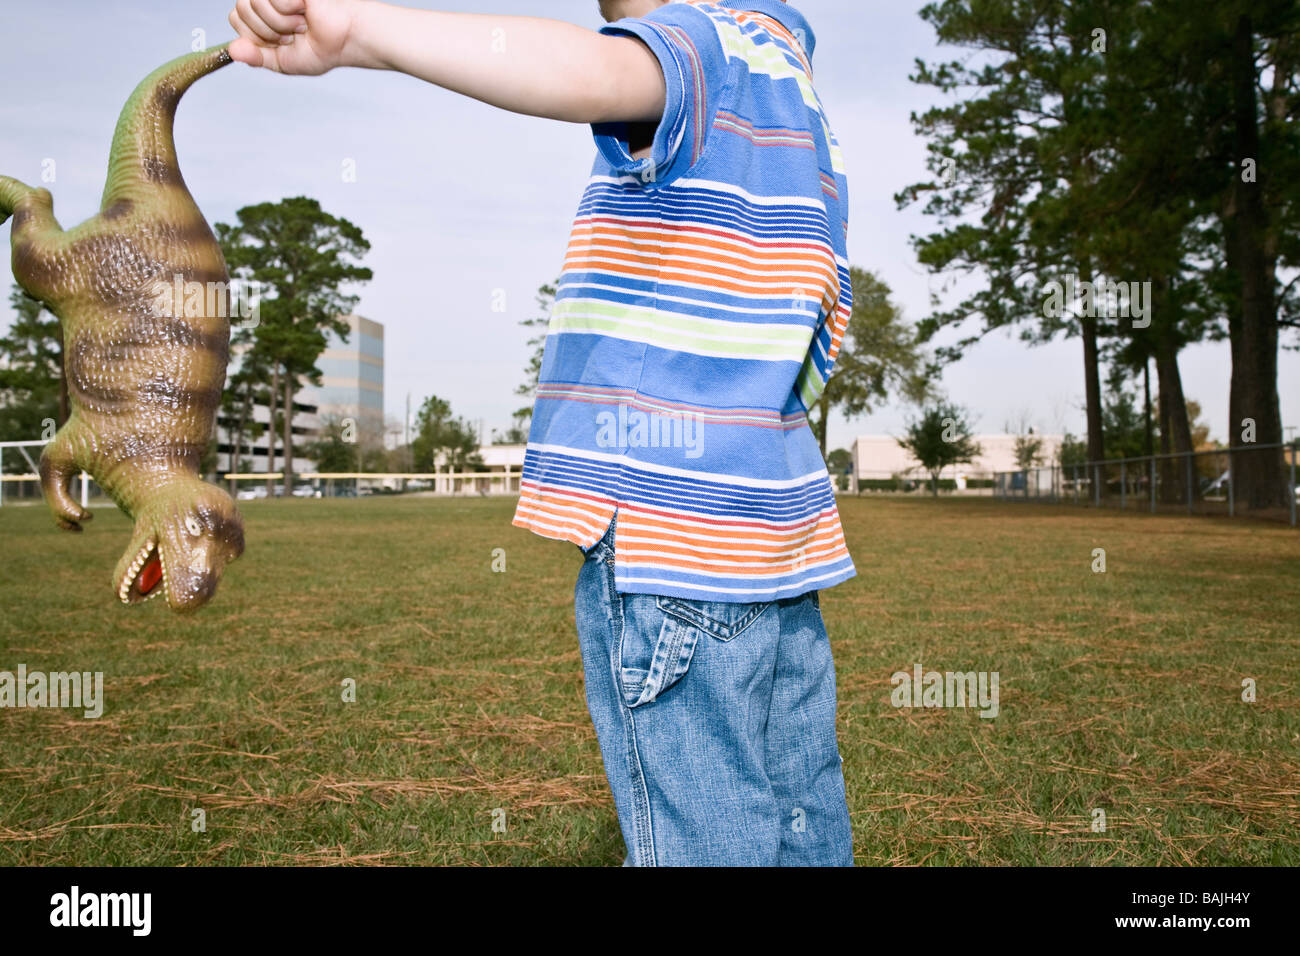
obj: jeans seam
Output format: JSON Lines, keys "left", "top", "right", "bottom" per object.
{"left": 604, "top": 530, "right": 656, "bottom": 866}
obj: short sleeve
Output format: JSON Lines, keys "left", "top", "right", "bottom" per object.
{"left": 593, "top": 4, "right": 726, "bottom": 187}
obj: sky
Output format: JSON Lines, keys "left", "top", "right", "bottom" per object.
{"left": 1, "top": 0, "right": 1296, "bottom": 451}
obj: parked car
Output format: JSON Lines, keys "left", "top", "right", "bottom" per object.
{"left": 1200, "top": 470, "right": 1231, "bottom": 499}
{"left": 236, "top": 485, "right": 268, "bottom": 501}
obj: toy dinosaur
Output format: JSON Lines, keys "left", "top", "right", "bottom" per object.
{"left": 0, "top": 45, "right": 244, "bottom": 612}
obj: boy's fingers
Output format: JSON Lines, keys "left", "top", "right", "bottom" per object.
{"left": 235, "top": 0, "right": 283, "bottom": 43}
{"left": 269, "top": 0, "right": 308, "bottom": 15}
{"left": 250, "top": 0, "right": 306, "bottom": 35}
{"left": 228, "top": 35, "right": 271, "bottom": 68}
{"left": 228, "top": 9, "right": 279, "bottom": 69}
{"left": 228, "top": 7, "right": 253, "bottom": 40}
{"left": 227, "top": 9, "right": 257, "bottom": 49}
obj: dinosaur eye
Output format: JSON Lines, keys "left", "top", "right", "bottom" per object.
{"left": 185, "top": 515, "right": 202, "bottom": 537}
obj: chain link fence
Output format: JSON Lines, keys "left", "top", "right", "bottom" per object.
{"left": 994, "top": 442, "right": 1298, "bottom": 527}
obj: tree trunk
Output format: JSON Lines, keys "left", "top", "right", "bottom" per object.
{"left": 231, "top": 396, "right": 248, "bottom": 496}
{"left": 1157, "top": 378, "right": 1175, "bottom": 505}
{"left": 283, "top": 374, "right": 295, "bottom": 494}
{"left": 1081, "top": 312, "right": 1105, "bottom": 464}
{"left": 1223, "top": 13, "right": 1287, "bottom": 510}
{"left": 229, "top": 432, "right": 239, "bottom": 496}
{"left": 266, "top": 362, "right": 279, "bottom": 497}
{"left": 1154, "top": 330, "right": 1194, "bottom": 504}
{"left": 1143, "top": 360, "right": 1154, "bottom": 459}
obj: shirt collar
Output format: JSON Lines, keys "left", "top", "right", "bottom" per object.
{"left": 711, "top": 0, "right": 816, "bottom": 59}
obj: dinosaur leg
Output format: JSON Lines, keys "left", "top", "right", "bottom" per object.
{"left": 38, "top": 423, "right": 93, "bottom": 532}
{"left": 0, "top": 175, "right": 43, "bottom": 225}
{"left": 5, "top": 180, "right": 81, "bottom": 527}
{"left": 0, "top": 178, "right": 65, "bottom": 301}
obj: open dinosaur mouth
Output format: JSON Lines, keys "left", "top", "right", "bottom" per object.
{"left": 119, "top": 539, "right": 166, "bottom": 604}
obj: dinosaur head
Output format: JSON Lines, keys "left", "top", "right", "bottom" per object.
{"left": 115, "top": 479, "right": 244, "bottom": 612}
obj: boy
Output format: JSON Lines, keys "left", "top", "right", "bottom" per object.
{"left": 229, "top": 0, "right": 855, "bottom": 866}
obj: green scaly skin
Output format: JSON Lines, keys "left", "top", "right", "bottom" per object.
{"left": 0, "top": 45, "right": 244, "bottom": 612}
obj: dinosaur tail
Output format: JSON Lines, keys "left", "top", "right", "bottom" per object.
{"left": 99, "top": 44, "right": 233, "bottom": 210}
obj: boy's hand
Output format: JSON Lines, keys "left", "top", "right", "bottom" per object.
{"left": 228, "top": 0, "right": 360, "bottom": 74}
{"left": 227, "top": 1, "right": 665, "bottom": 125}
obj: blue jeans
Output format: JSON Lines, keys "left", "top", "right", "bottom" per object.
{"left": 574, "top": 516, "right": 854, "bottom": 866}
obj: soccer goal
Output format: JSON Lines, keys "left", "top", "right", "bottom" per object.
{"left": 0, "top": 439, "right": 92, "bottom": 509}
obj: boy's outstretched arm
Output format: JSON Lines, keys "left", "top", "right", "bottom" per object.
{"left": 228, "top": 0, "right": 667, "bottom": 124}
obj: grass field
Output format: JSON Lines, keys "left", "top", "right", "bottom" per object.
{"left": 1, "top": 494, "right": 1297, "bottom": 866}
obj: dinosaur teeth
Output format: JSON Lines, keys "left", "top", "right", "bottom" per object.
{"left": 119, "top": 539, "right": 160, "bottom": 605}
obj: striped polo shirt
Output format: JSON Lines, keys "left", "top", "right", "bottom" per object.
{"left": 512, "top": 0, "right": 854, "bottom": 602}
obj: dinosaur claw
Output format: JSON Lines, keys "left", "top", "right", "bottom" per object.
{"left": 53, "top": 504, "right": 91, "bottom": 531}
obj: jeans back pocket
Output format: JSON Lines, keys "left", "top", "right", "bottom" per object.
{"left": 618, "top": 595, "right": 770, "bottom": 708}
{"left": 656, "top": 597, "right": 770, "bottom": 642}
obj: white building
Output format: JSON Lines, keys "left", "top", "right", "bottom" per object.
{"left": 850, "top": 433, "right": 1064, "bottom": 489}
{"left": 216, "top": 392, "right": 321, "bottom": 475}
{"left": 217, "top": 314, "right": 383, "bottom": 475}
{"left": 297, "top": 314, "right": 384, "bottom": 436}
{"left": 418, "top": 443, "right": 525, "bottom": 495}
